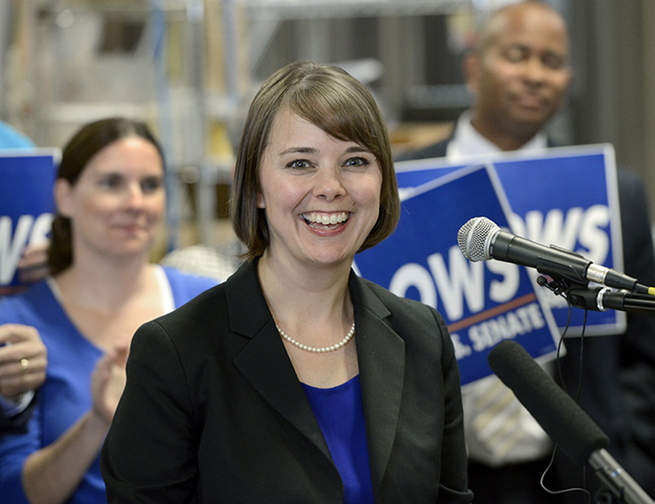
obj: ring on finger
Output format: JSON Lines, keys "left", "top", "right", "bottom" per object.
{"left": 19, "top": 358, "right": 30, "bottom": 375}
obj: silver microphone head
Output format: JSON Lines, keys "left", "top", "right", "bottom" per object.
{"left": 457, "top": 217, "right": 501, "bottom": 261}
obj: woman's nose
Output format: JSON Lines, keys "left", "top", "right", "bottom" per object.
{"left": 314, "top": 168, "right": 346, "bottom": 200}
{"left": 124, "top": 183, "right": 145, "bottom": 207}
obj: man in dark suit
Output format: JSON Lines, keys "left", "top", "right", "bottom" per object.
{"left": 0, "top": 324, "right": 47, "bottom": 435}
{"left": 398, "top": 1, "right": 655, "bottom": 502}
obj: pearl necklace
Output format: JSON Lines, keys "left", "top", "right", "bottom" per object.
{"left": 276, "top": 320, "right": 355, "bottom": 353}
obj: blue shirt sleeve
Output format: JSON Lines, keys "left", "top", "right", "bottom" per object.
{"left": 163, "top": 266, "right": 218, "bottom": 307}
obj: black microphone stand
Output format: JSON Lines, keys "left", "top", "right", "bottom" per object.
{"left": 590, "top": 449, "right": 655, "bottom": 504}
{"left": 536, "top": 276, "right": 655, "bottom": 314}
{"left": 537, "top": 275, "right": 655, "bottom": 503}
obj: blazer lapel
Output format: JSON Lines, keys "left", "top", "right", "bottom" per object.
{"left": 350, "top": 274, "right": 406, "bottom": 493}
{"left": 226, "top": 262, "right": 333, "bottom": 461}
{"left": 225, "top": 263, "right": 407, "bottom": 488}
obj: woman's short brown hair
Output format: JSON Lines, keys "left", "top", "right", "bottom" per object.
{"left": 230, "top": 61, "right": 400, "bottom": 261}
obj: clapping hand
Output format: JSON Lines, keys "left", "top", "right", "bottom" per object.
{"left": 90, "top": 342, "right": 130, "bottom": 425}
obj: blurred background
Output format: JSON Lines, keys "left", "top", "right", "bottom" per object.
{"left": 1, "top": 0, "right": 654, "bottom": 254}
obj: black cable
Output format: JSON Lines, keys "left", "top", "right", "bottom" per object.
{"left": 539, "top": 290, "right": 593, "bottom": 502}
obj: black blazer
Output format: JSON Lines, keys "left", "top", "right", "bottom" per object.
{"left": 101, "top": 261, "right": 474, "bottom": 503}
{"left": 397, "top": 136, "right": 655, "bottom": 497}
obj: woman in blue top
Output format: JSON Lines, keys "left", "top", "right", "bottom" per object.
{"left": 101, "top": 62, "right": 473, "bottom": 503}
{"left": 0, "top": 117, "right": 216, "bottom": 504}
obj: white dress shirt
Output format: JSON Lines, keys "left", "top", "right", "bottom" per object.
{"left": 448, "top": 111, "right": 552, "bottom": 466}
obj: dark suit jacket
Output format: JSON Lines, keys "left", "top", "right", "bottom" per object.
{"left": 0, "top": 398, "right": 35, "bottom": 436}
{"left": 395, "top": 139, "right": 449, "bottom": 162}
{"left": 397, "top": 136, "right": 655, "bottom": 497}
{"left": 101, "top": 260, "right": 474, "bottom": 503}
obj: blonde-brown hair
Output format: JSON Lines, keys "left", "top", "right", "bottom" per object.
{"left": 230, "top": 61, "right": 400, "bottom": 261}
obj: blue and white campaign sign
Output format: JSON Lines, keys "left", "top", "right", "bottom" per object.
{"left": 394, "top": 144, "right": 623, "bottom": 336}
{"left": 0, "top": 149, "right": 59, "bottom": 295}
{"left": 354, "top": 164, "right": 561, "bottom": 387}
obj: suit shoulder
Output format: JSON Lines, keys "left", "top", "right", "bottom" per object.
{"left": 394, "top": 138, "right": 450, "bottom": 162}
{"left": 150, "top": 281, "right": 226, "bottom": 332}
{"left": 359, "top": 277, "right": 444, "bottom": 326}
{"left": 616, "top": 167, "right": 645, "bottom": 191}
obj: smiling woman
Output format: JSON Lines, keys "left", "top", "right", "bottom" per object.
{"left": 0, "top": 117, "right": 217, "bottom": 504}
{"left": 232, "top": 62, "right": 400, "bottom": 262}
{"left": 55, "top": 135, "right": 165, "bottom": 264}
{"left": 101, "top": 62, "right": 474, "bottom": 504}
{"left": 48, "top": 118, "right": 166, "bottom": 276}
{"left": 255, "top": 108, "right": 384, "bottom": 269}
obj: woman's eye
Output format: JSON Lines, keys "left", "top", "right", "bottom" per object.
{"left": 287, "top": 159, "right": 311, "bottom": 169}
{"left": 344, "top": 157, "right": 370, "bottom": 168}
{"left": 141, "top": 177, "right": 164, "bottom": 194}
{"left": 99, "top": 176, "right": 122, "bottom": 189}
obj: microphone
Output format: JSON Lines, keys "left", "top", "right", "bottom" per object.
{"left": 488, "top": 340, "right": 655, "bottom": 504}
{"left": 458, "top": 216, "right": 655, "bottom": 295}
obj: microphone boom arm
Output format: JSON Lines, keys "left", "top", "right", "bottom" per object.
{"left": 537, "top": 276, "right": 655, "bottom": 313}
{"left": 590, "top": 449, "right": 655, "bottom": 504}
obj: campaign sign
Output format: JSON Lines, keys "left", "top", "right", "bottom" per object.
{"left": 394, "top": 144, "right": 623, "bottom": 336}
{"left": 0, "top": 150, "right": 59, "bottom": 295}
{"left": 354, "top": 164, "right": 560, "bottom": 387}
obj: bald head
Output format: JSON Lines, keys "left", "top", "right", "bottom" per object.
{"left": 464, "top": 1, "right": 573, "bottom": 150}
{"left": 476, "top": 2, "right": 570, "bottom": 57}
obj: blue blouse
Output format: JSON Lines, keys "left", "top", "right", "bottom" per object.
{"left": 0, "top": 267, "right": 216, "bottom": 504}
{"left": 302, "top": 375, "right": 374, "bottom": 504}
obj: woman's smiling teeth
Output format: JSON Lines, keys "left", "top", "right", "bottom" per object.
{"left": 302, "top": 212, "right": 350, "bottom": 227}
